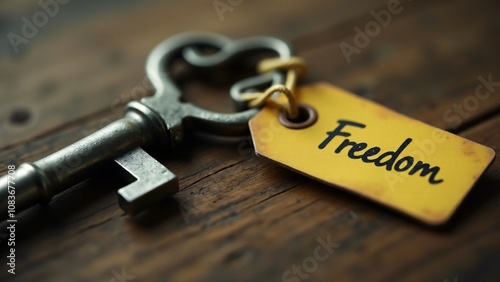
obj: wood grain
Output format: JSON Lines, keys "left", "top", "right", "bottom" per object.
{"left": 0, "top": 0, "right": 499, "bottom": 281}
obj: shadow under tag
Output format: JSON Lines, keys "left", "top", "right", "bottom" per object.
{"left": 249, "top": 83, "right": 495, "bottom": 225}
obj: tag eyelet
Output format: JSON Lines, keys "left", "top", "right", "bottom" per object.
{"left": 278, "top": 103, "right": 318, "bottom": 129}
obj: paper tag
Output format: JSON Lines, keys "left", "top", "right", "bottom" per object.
{"left": 249, "top": 83, "right": 495, "bottom": 225}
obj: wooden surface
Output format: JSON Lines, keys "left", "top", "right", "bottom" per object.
{"left": 1, "top": 0, "right": 499, "bottom": 281}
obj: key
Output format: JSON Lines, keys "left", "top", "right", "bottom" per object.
{"left": 0, "top": 32, "right": 293, "bottom": 219}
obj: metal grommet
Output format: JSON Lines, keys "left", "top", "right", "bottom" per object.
{"left": 278, "top": 103, "right": 318, "bottom": 129}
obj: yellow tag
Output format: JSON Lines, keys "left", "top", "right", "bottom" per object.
{"left": 249, "top": 83, "right": 495, "bottom": 225}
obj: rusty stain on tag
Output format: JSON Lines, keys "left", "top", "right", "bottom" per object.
{"left": 249, "top": 83, "right": 495, "bottom": 225}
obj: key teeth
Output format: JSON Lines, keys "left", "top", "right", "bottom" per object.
{"left": 117, "top": 192, "right": 132, "bottom": 215}
{"left": 117, "top": 176, "right": 179, "bottom": 215}
{"left": 114, "top": 147, "right": 179, "bottom": 216}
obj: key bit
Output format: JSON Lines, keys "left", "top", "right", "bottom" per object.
{"left": 0, "top": 32, "right": 293, "bottom": 219}
{"left": 115, "top": 147, "right": 178, "bottom": 215}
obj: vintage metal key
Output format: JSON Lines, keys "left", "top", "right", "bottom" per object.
{"left": 0, "top": 32, "right": 293, "bottom": 218}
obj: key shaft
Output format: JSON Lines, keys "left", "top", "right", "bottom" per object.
{"left": 0, "top": 105, "right": 166, "bottom": 218}
{"left": 0, "top": 32, "right": 294, "bottom": 219}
